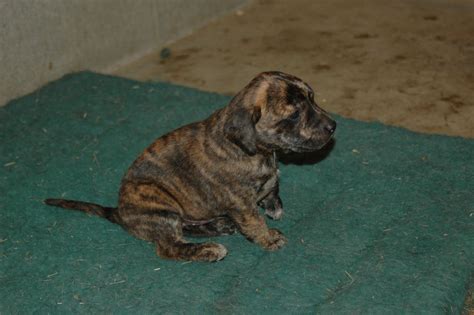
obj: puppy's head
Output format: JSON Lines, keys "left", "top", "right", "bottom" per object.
{"left": 224, "top": 71, "right": 336, "bottom": 155}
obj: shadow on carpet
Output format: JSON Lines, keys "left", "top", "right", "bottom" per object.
{"left": 0, "top": 72, "right": 473, "bottom": 314}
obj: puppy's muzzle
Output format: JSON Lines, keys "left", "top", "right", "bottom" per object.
{"left": 307, "top": 117, "right": 336, "bottom": 151}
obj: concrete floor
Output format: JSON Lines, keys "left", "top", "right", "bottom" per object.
{"left": 115, "top": 0, "right": 474, "bottom": 139}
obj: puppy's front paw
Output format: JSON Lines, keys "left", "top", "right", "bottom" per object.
{"left": 264, "top": 207, "right": 284, "bottom": 220}
{"left": 261, "top": 228, "right": 287, "bottom": 251}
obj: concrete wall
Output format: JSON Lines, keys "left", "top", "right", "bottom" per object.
{"left": 0, "top": 0, "right": 247, "bottom": 106}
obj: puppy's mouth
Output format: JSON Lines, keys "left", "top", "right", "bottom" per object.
{"left": 291, "top": 134, "right": 334, "bottom": 153}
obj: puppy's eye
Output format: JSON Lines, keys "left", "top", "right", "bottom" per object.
{"left": 288, "top": 110, "right": 300, "bottom": 121}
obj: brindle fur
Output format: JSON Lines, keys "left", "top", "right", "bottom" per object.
{"left": 45, "top": 71, "right": 336, "bottom": 262}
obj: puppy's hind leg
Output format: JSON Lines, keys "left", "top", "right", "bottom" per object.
{"left": 124, "top": 210, "right": 228, "bottom": 262}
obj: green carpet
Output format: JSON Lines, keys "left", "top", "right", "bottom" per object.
{"left": 0, "top": 72, "right": 473, "bottom": 314}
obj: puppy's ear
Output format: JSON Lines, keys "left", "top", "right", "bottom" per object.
{"left": 224, "top": 107, "right": 261, "bottom": 155}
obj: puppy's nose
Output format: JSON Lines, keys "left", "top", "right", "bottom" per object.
{"left": 325, "top": 121, "right": 337, "bottom": 134}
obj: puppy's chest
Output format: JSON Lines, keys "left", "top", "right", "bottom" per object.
{"left": 250, "top": 157, "right": 279, "bottom": 196}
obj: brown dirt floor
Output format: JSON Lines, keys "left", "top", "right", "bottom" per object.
{"left": 114, "top": 0, "right": 473, "bottom": 311}
{"left": 115, "top": 0, "right": 474, "bottom": 139}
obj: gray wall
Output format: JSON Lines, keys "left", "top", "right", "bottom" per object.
{"left": 0, "top": 0, "right": 247, "bottom": 106}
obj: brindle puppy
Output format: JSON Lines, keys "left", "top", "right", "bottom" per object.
{"left": 45, "top": 71, "right": 336, "bottom": 262}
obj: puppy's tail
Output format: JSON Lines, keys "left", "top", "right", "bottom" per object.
{"left": 44, "top": 198, "right": 120, "bottom": 223}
